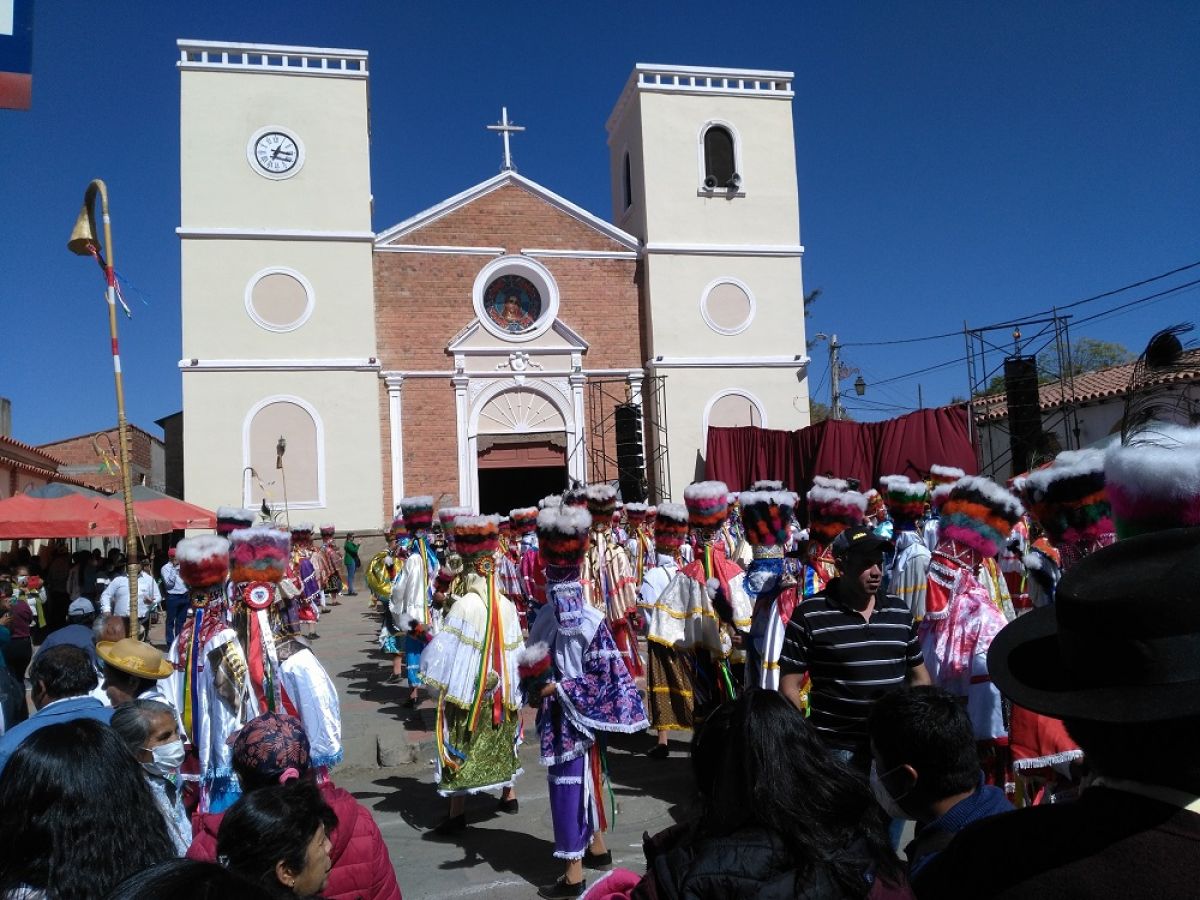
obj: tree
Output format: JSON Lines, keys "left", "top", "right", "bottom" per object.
{"left": 804, "top": 288, "right": 822, "bottom": 351}
{"left": 1038, "top": 338, "right": 1133, "bottom": 381}
{"left": 809, "top": 400, "right": 852, "bottom": 423}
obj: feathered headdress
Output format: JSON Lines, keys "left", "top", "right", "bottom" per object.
{"left": 879, "top": 475, "right": 930, "bottom": 528}
{"left": 176, "top": 536, "right": 230, "bottom": 589}
{"left": 684, "top": 481, "right": 730, "bottom": 530}
{"left": 938, "top": 476, "right": 1025, "bottom": 558}
{"left": 563, "top": 486, "right": 589, "bottom": 508}
{"left": 625, "top": 502, "right": 649, "bottom": 525}
{"left": 1021, "top": 448, "right": 1114, "bottom": 547}
{"left": 806, "top": 483, "right": 867, "bottom": 544}
{"left": 930, "top": 483, "right": 954, "bottom": 512}
{"left": 537, "top": 506, "right": 593, "bottom": 568}
{"left": 399, "top": 496, "right": 434, "bottom": 531}
{"left": 1104, "top": 423, "right": 1200, "bottom": 538}
{"left": 864, "top": 488, "right": 885, "bottom": 520}
{"left": 437, "top": 506, "right": 472, "bottom": 538}
{"left": 929, "top": 465, "right": 966, "bottom": 486}
{"left": 738, "top": 491, "right": 798, "bottom": 549}
{"left": 585, "top": 483, "right": 619, "bottom": 521}
{"left": 1119, "top": 323, "right": 1199, "bottom": 444}
{"left": 751, "top": 479, "right": 784, "bottom": 492}
{"left": 653, "top": 502, "right": 689, "bottom": 554}
{"left": 216, "top": 506, "right": 256, "bottom": 537}
{"left": 229, "top": 528, "right": 291, "bottom": 584}
{"left": 290, "top": 522, "right": 315, "bottom": 536}
{"left": 509, "top": 507, "right": 538, "bottom": 535}
{"left": 538, "top": 494, "right": 563, "bottom": 510}
{"left": 453, "top": 515, "right": 500, "bottom": 557}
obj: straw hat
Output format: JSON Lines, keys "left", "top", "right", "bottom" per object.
{"left": 96, "top": 638, "right": 173, "bottom": 680}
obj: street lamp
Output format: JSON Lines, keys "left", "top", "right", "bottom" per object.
{"left": 854, "top": 375, "right": 866, "bottom": 397}
{"left": 68, "top": 180, "right": 140, "bottom": 640}
{"left": 276, "top": 436, "right": 290, "bottom": 529}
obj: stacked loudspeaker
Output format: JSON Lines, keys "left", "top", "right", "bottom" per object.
{"left": 614, "top": 403, "right": 647, "bottom": 503}
{"left": 1003, "top": 355, "right": 1043, "bottom": 475}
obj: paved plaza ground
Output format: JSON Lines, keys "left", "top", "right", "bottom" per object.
{"left": 254, "top": 596, "right": 693, "bottom": 899}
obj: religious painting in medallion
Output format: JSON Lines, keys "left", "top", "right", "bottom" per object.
{"left": 484, "top": 274, "right": 542, "bottom": 334}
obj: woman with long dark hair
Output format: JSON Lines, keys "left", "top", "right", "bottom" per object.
{"left": 217, "top": 780, "right": 337, "bottom": 898}
{"left": 641, "top": 689, "right": 910, "bottom": 899}
{"left": 0, "top": 719, "right": 176, "bottom": 900}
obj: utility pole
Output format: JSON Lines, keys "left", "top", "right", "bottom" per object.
{"left": 918, "top": 383, "right": 924, "bottom": 410}
{"left": 829, "top": 333, "right": 842, "bottom": 420}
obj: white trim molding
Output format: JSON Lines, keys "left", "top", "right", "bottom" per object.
{"left": 703, "top": 388, "right": 768, "bottom": 434}
{"left": 647, "top": 355, "right": 808, "bottom": 369}
{"left": 375, "top": 170, "right": 639, "bottom": 250}
{"left": 471, "top": 255, "right": 561, "bottom": 344}
{"left": 242, "top": 394, "right": 326, "bottom": 509}
{"left": 178, "top": 39, "right": 368, "bottom": 80}
{"left": 374, "top": 244, "right": 505, "bottom": 256}
{"left": 180, "top": 358, "right": 380, "bottom": 372}
{"left": 520, "top": 248, "right": 639, "bottom": 260}
{"left": 244, "top": 266, "right": 315, "bottom": 333}
{"left": 644, "top": 242, "right": 804, "bottom": 258}
{"left": 699, "top": 276, "right": 756, "bottom": 336}
{"left": 177, "top": 227, "right": 375, "bottom": 242}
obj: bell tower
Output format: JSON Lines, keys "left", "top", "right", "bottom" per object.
{"left": 607, "top": 65, "right": 810, "bottom": 493}
{"left": 177, "top": 40, "right": 382, "bottom": 527}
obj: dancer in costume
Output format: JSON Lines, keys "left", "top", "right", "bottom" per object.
{"left": 1007, "top": 448, "right": 1114, "bottom": 804}
{"left": 804, "top": 477, "right": 868, "bottom": 596}
{"left": 740, "top": 489, "right": 803, "bottom": 692}
{"left": 368, "top": 523, "right": 408, "bottom": 688}
{"left": 637, "top": 502, "right": 692, "bottom": 758}
{"left": 232, "top": 525, "right": 342, "bottom": 777}
{"left": 581, "top": 484, "right": 643, "bottom": 678}
{"left": 510, "top": 506, "right": 541, "bottom": 626}
{"left": 719, "top": 493, "right": 752, "bottom": 567}
{"left": 497, "top": 517, "right": 528, "bottom": 629}
{"left": 286, "top": 524, "right": 322, "bottom": 638}
{"left": 920, "top": 475, "right": 1023, "bottom": 791}
{"left": 420, "top": 515, "right": 523, "bottom": 834}
{"left": 317, "top": 524, "right": 347, "bottom": 608}
{"left": 622, "top": 503, "right": 655, "bottom": 584}
{"left": 521, "top": 505, "right": 649, "bottom": 900}
{"left": 215, "top": 506, "right": 256, "bottom": 538}
{"left": 879, "top": 475, "right": 932, "bottom": 622}
{"left": 923, "top": 466, "right": 964, "bottom": 551}
{"left": 392, "top": 497, "right": 440, "bottom": 707}
{"left": 167, "top": 535, "right": 255, "bottom": 812}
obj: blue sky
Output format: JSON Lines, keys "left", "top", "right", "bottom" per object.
{"left": 2, "top": 1, "right": 1198, "bottom": 443}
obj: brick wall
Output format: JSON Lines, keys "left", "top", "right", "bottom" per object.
{"left": 38, "top": 426, "right": 160, "bottom": 492}
{"left": 375, "top": 183, "right": 643, "bottom": 372}
{"left": 375, "top": 181, "right": 649, "bottom": 507}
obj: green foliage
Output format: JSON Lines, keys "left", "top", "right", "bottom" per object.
{"left": 1038, "top": 338, "right": 1133, "bottom": 381}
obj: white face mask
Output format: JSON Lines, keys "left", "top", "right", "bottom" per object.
{"left": 142, "top": 739, "right": 185, "bottom": 778}
{"left": 869, "top": 760, "right": 913, "bottom": 820}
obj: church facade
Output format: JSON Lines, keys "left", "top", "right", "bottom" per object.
{"left": 178, "top": 41, "right": 810, "bottom": 529}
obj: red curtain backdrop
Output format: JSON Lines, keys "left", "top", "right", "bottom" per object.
{"left": 704, "top": 405, "right": 977, "bottom": 501}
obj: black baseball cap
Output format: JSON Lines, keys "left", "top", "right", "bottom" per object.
{"left": 831, "top": 525, "right": 894, "bottom": 561}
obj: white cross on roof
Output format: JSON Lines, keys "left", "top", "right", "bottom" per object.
{"left": 486, "top": 106, "right": 525, "bottom": 172}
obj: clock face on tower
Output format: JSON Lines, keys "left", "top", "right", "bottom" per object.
{"left": 247, "top": 127, "right": 305, "bottom": 179}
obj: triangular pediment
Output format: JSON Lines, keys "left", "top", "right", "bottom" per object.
{"left": 375, "top": 171, "right": 639, "bottom": 251}
{"left": 448, "top": 318, "right": 589, "bottom": 354}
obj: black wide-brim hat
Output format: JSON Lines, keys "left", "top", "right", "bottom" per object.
{"left": 989, "top": 526, "right": 1200, "bottom": 723}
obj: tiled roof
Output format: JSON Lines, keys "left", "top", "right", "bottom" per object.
{"left": 0, "top": 434, "right": 65, "bottom": 467}
{"left": 1, "top": 457, "right": 106, "bottom": 491}
{"left": 973, "top": 349, "right": 1200, "bottom": 422}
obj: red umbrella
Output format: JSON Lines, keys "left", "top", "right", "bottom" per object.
{"left": 0, "top": 492, "right": 174, "bottom": 539}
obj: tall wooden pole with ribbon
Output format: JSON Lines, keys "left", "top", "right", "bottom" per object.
{"left": 69, "top": 180, "right": 141, "bottom": 640}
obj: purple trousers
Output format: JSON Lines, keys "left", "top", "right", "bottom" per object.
{"left": 548, "top": 751, "right": 596, "bottom": 860}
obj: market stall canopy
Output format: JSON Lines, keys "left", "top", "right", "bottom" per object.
{"left": 0, "top": 492, "right": 174, "bottom": 538}
{"left": 111, "top": 486, "right": 216, "bottom": 530}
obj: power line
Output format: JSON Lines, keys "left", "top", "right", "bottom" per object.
{"left": 837, "top": 258, "right": 1200, "bottom": 348}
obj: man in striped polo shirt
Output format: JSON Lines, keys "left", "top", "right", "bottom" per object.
{"left": 779, "top": 525, "right": 931, "bottom": 775}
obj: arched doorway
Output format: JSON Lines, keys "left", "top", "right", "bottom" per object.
{"left": 468, "top": 382, "right": 578, "bottom": 514}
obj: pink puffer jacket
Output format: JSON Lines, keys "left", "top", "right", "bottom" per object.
{"left": 188, "top": 780, "right": 403, "bottom": 900}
